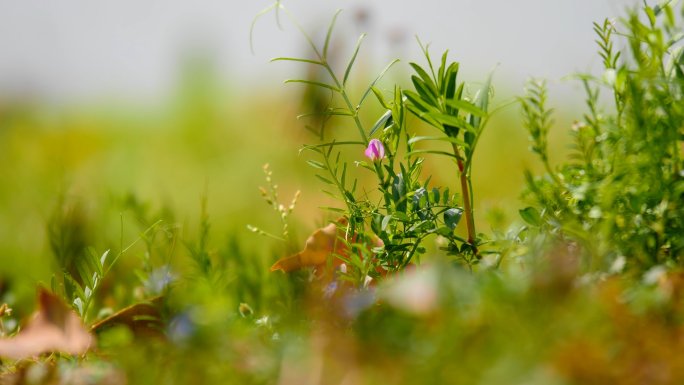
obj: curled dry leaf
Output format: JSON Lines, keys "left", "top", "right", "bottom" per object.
{"left": 90, "top": 296, "right": 165, "bottom": 339}
{"left": 270, "top": 218, "right": 383, "bottom": 277}
{"left": 0, "top": 287, "right": 93, "bottom": 360}
{"left": 271, "top": 220, "right": 346, "bottom": 273}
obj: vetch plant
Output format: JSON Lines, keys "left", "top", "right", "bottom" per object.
{"left": 252, "top": 2, "right": 499, "bottom": 280}
{"left": 519, "top": 1, "right": 684, "bottom": 271}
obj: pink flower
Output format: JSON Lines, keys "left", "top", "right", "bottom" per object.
{"left": 364, "top": 139, "right": 385, "bottom": 161}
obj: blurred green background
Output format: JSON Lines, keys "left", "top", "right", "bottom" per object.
{"left": 6, "top": 2, "right": 684, "bottom": 384}
{"left": 0, "top": 0, "right": 633, "bottom": 308}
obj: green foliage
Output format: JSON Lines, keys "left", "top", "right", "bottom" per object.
{"left": 47, "top": 193, "right": 169, "bottom": 322}
{"left": 520, "top": 1, "right": 684, "bottom": 270}
{"left": 256, "top": 4, "right": 497, "bottom": 277}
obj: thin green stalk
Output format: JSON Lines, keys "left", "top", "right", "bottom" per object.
{"left": 403, "top": 234, "right": 428, "bottom": 268}
{"left": 452, "top": 143, "right": 477, "bottom": 252}
{"left": 324, "top": 65, "right": 369, "bottom": 142}
{"left": 542, "top": 155, "right": 563, "bottom": 186}
{"left": 279, "top": 7, "right": 369, "bottom": 143}
{"left": 321, "top": 146, "right": 356, "bottom": 215}
{"left": 104, "top": 219, "right": 164, "bottom": 277}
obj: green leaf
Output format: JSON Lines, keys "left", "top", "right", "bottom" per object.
{"left": 403, "top": 90, "right": 439, "bottom": 115}
{"left": 371, "top": 86, "right": 390, "bottom": 109}
{"left": 408, "top": 135, "right": 468, "bottom": 147}
{"left": 519, "top": 207, "right": 542, "bottom": 226}
{"left": 271, "top": 57, "right": 324, "bottom": 66}
{"left": 411, "top": 75, "right": 439, "bottom": 105}
{"left": 85, "top": 247, "right": 103, "bottom": 276}
{"left": 393, "top": 212, "right": 410, "bottom": 222}
{"left": 381, "top": 215, "right": 392, "bottom": 231}
{"left": 100, "top": 249, "right": 110, "bottom": 267}
{"left": 435, "top": 226, "right": 454, "bottom": 237}
{"left": 427, "top": 112, "right": 477, "bottom": 132}
{"left": 392, "top": 173, "right": 407, "bottom": 212}
{"left": 75, "top": 258, "right": 94, "bottom": 289}
{"left": 343, "top": 33, "right": 366, "bottom": 85}
{"left": 340, "top": 163, "right": 347, "bottom": 188}
{"left": 405, "top": 105, "right": 441, "bottom": 129}
{"left": 321, "top": 190, "right": 340, "bottom": 200}
{"left": 444, "top": 62, "right": 460, "bottom": 100}
{"left": 644, "top": 5, "right": 656, "bottom": 25}
{"left": 284, "top": 79, "right": 339, "bottom": 92}
{"left": 323, "top": 9, "right": 342, "bottom": 59}
{"left": 438, "top": 50, "right": 449, "bottom": 93}
{"left": 297, "top": 109, "right": 353, "bottom": 119}
{"left": 409, "top": 62, "right": 439, "bottom": 96}
{"left": 369, "top": 110, "right": 392, "bottom": 137}
{"left": 472, "top": 68, "right": 494, "bottom": 128}
{"left": 307, "top": 160, "right": 326, "bottom": 169}
{"left": 358, "top": 59, "right": 400, "bottom": 108}
{"left": 444, "top": 208, "right": 463, "bottom": 230}
{"left": 432, "top": 188, "right": 440, "bottom": 204}
{"left": 406, "top": 149, "right": 458, "bottom": 159}
{"left": 446, "top": 100, "right": 487, "bottom": 117}
{"left": 63, "top": 273, "right": 86, "bottom": 303}
{"left": 315, "top": 175, "right": 335, "bottom": 185}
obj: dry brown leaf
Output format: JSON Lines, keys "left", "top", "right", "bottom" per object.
{"left": 0, "top": 287, "right": 93, "bottom": 360}
{"left": 270, "top": 218, "right": 383, "bottom": 277}
{"left": 271, "top": 221, "right": 346, "bottom": 273}
{"left": 90, "top": 296, "right": 164, "bottom": 339}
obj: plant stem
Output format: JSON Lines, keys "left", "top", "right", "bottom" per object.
{"left": 452, "top": 143, "right": 477, "bottom": 253}
{"left": 403, "top": 234, "right": 427, "bottom": 268}
{"left": 324, "top": 65, "right": 368, "bottom": 143}
{"left": 542, "top": 156, "right": 562, "bottom": 186}
{"left": 321, "top": 146, "right": 355, "bottom": 214}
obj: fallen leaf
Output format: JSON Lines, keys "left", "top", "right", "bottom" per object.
{"left": 0, "top": 287, "right": 93, "bottom": 360}
{"left": 271, "top": 221, "right": 345, "bottom": 273}
{"left": 270, "top": 218, "right": 383, "bottom": 277}
{"left": 91, "top": 296, "right": 164, "bottom": 339}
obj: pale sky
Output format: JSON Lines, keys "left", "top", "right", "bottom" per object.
{"left": 0, "top": 0, "right": 638, "bottom": 103}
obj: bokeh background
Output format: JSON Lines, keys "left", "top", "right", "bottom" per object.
{"left": 0, "top": 0, "right": 639, "bottom": 303}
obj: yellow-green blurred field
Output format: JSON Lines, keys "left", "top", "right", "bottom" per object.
{"left": 0, "top": 69, "right": 566, "bottom": 304}
{"left": 3, "top": 1, "right": 684, "bottom": 381}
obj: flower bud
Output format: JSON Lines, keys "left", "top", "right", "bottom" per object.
{"left": 364, "top": 139, "right": 385, "bottom": 161}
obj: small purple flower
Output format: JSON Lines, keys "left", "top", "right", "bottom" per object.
{"left": 364, "top": 139, "right": 385, "bottom": 161}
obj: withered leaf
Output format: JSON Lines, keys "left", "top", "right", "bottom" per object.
{"left": 270, "top": 218, "right": 383, "bottom": 276}
{"left": 271, "top": 220, "right": 349, "bottom": 273}
{"left": 0, "top": 287, "right": 93, "bottom": 360}
{"left": 90, "top": 296, "right": 165, "bottom": 339}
